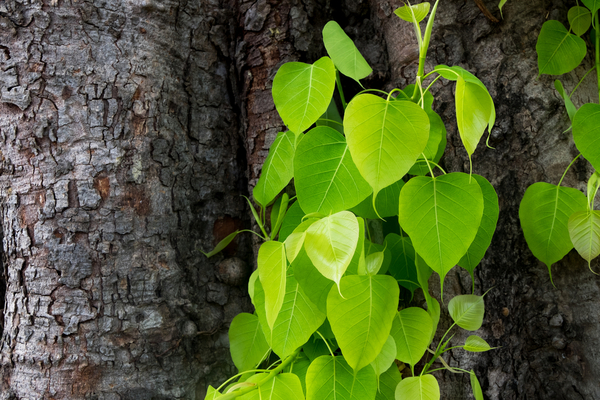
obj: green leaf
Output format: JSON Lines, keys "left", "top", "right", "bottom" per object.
{"left": 395, "top": 375, "right": 440, "bottom": 400}
{"left": 519, "top": 182, "right": 588, "bottom": 277}
{"left": 364, "top": 250, "right": 385, "bottom": 276}
{"left": 409, "top": 107, "right": 447, "bottom": 175}
{"left": 306, "top": 356, "right": 377, "bottom": 400}
{"left": 322, "top": 21, "right": 372, "bottom": 82}
{"left": 327, "top": 274, "right": 399, "bottom": 371}
{"left": 229, "top": 313, "right": 270, "bottom": 372}
{"left": 205, "top": 386, "right": 221, "bottom": 400}
{"left": 303, "top": 335, "right": 332, "bottom": 362}
{"left": 370, "top": 335, "right": 397, "bottom": 378}
{"left": 364, "top": 240, "right": 392, "bottom": 275}
{"left": 464, "top": 335, "right": 494, "bottom": 352}
{"left": 554, "top": 80, "right": 577, "bottom": 121}
{"left": 285, "top": 218, "right": 316, "bottom": 263}
{"left": 398, "top": 172, "right": 484, "bottom": 293}
{"left": 285, "top": 353, "right": 311, "bottom": 394}
{"left": 317, "top": 98, "right": 344, "bottom": 134}
{"left": 376, "top": 365, "right": 402, "bottom": 400}
{"left": 498, "top": 0, "right": 507, "bottom": 19}
{"left": 305, "top": 211, "right": 360, "bottom": 289}
{"left": 270, "top": 274, "right": 326, "bottom": 359}
{"left": 568, "top": 6, "right": 592, "bottom": 36}
{"left": 273, "top": 57, "right": 336, "bottom": 134}
{"left": 350, "top": 179, "right": 405, "bottom": 219}
{"left": 248, "top": 270, "right": 259, "bottom": 304}
{"left": 587, "top": 171, "right": 600, "bottom": 207}
{"left": 344, "top": 94, "right": 430, "bottom": 197}
{"left": 582, "top": 0, "right": 600, "bottom": 16}
{"left": 390, "top": 307, "right": 433, "bottom": 366}
{"left": 201, "top": 230, "right": 242, "bottom": 258}
{"left": 251, "top": 278, "right": 272, "bottom": 346}
{"left": 257, "top": 241, "right": 288, "bottom": 329}
{"left": 253, "top": 131, "right": 296, "bottom": 208}
{"left": 394, "top": 3, "right": 431, "bottom": 23}
{"left": 536, "top": 20, "right": 586, "bottom": 76}
{"left": 279, "top": 201, "right": 306, "bottom": 241}
{"left": 448, "top": 294, "right": 485, "bottom": 331}
{"left": 344, "top": 216, "right": 366, "bottom": 276}
{"left": 568, "top": 210, "right": 600, "bottom": 267}
{"left": 239, "top": 373, "right": 305, "bottom": 400}
{"left": 293, "top": 247, "right": 335, "bottom": 313}
{"left": 470, "top": 370, "right": 484, "bottom": 400}
{"left": 573, "top": 103, "right": 600, "bottom": 172}
{"left": 295, "top": 126, "right": 372, "bottom": 214}
{"left": 458, "top": 175, "right": 499, "bottom": 277}
{"left": 271, "top": 193, "right": 290, "bottom": 240}
{"left": 385, "top": 233, "right": 420, "bottom": 293}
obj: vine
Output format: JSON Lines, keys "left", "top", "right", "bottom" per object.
{"left": 203, "top": 2, "right": 499, "bottom": 399}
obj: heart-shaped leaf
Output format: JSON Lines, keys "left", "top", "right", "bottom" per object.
{"left": 327, "top": 275, "right": 399, "bottom": 371}
{"left": 395, "top": 375, "right": 440, "bottom": 400}
{"left": 568, "top": 210, "right": 600, "bottom": 267}
{"left": 272, "top": 57, "right": 336, "bottom": 134}
{"left": 568, "top": 6, "right": 592, "bottom": 36}
{"left": 295, "top": 126, "right": 372, "bottom": 214}
{"left": 448, "top": 294, "right": 485, "bottom": 331}
{"left": 253, "top": 131, "right": 296, "bottom": 208}
{"left": 390, "top": 307, "right": 433, "bottom": 366}
{"left": 573, "top": 103, "right": 600, "bottom": 172}
{"left": 229, "top": 313, "right": 270, "bottom": 372}
{"left": 306, "top": 356, "right": 377, "bottom": 400}
{"left": 536, "top": 20, "right": 586, "bottom": 76}
{"left": 394, "top": 2, "right": 431, "bottom": 23}
{"left": 464, "top": 335, "right": 494, "bottom": 352}
{"left": 344, "top": 94, "right": 429, "bottom": 197}
{"left": 370, "top": 335, "right": 397, "bottom": 378}
{"left": 322, "top": 21, "right": 372, "bottom": 82}
{"left": 258, "top": 241, "right": 288, "bottom": 329}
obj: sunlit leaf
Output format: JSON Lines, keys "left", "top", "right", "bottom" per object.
{"left": 253, "top": 131, "right": 296, "bottom": 208}
{"left": 536, "top": 20, "right": 586, "bottom": 76}
{"left": 464, "top": 335, "right": 494, "bottom": 352}
{"left": 390, "top": 307, "right": 433, "bottom": 366}
{"left": 470, "top": 370, "right": 484, "bottom": 400}
{"left": 229, "top": 313, "right": 270, "bottom": 372}
{"left": 205, "top": 386, "right": 221, "bottom": 400}
{"left": 285, "top": 352, "right": 311, "bottom": 394}
{"left": 257, "top": 241, "right": 288, "bottom": 329}
{"left": 498, "top": 0, "right": 508, "bottom": 19}
{"left": 285, "top": 218, "right": 316, "bottom": 263}
{"left": 395, "top": 375, "right": 440, "bottom": 400}
{"left": 239, "top": 373, "right": 304, "bottom": 400}
{"left": 322, "top": 21, "right": 372, "bottom": 82}
{"left": 568, "top": 210, "right": 600, "bottom": 267}
{"left": 573, "top": 103, "right": 600, "bottom": 172}
{"left": 448, "top": 294, "right": 485, "bottom": 331}
{"left": 394, "top": 2, "right": 431, "bottom": 23}
{"left": 306, "top": 356, "right": 377, "bottom": 400}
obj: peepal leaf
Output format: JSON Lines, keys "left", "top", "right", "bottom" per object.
{"left": 470, "top": 371, "right": 484, "bottom": 400}
{"left": 398, "top": 172, "right": 484, "bottom": 293}
{"left": 306, "top": 356, "right": 376, "bottom": 400}
{"left": 573, "top": 103, "right": 600, "bottom": 172}
{"left": 322, "top": 21, "right": 372, "bottom": 82}
{"left": 257, "top": 241, "right": 288, "bottom": 329}
{"left": 370, "top": 335, "right": 397, "bottom": 378}
{"left": 464, "top": 335, "right": 494, "bottom": 352}
{"left": 395, "top": 375, "right": 440, "bottom": 400}
{"left": 394, "top": 2, "right": 431, "bottom": 23}
{"left": 582, "top": 0, "right": 600, "bottom": 16}
{"left": 375, "top": 365, "right": 402, "bottom": 400}
{"left": 448, "top": 294, "right": 485, "bottom": 331}
{"left": 327, "top": 275, "right": 399, "bottom": 371}
{"left": 344, "top": 94, "right": 429, "bottom": 196}
{"left": 272, "top": 57, "right": 336, "bottom": 134}
{"left": 390, "top": 307, "right": 433, "bottom": 366}
{"left": 239, "top": 373, "right": 304, "bottom": 400}
{"left": 536, "top": 20, "right": 586, "bottom": 76}
{"left": 229, "top": 313, "right": 270, "bottom": 372}
{"left": 519, "top": 182, "right": 588, "bottom": 277}
{"left": 293, "top": 248, "right": 335, "bottom": 313}
{"left": 568, "top": 6, "right": 592, "bottom": 37}
{"left": 253, "top": 131, "right": 296, "bottom": 208}
{"left": 317, "top": 98, "right": 344, "bottom": 133}
{"left": 294, "top": 126, "right": 372, "bottom": 214}
{"left": 385, "top": 234, "right": 420, "bottom": 293}
{"left": 568, "top": 210, "right": 600, "bottom": 267}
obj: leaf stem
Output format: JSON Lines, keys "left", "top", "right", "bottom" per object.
{"left": 415, "top": 157, "right": 447, "bottom": 174}
{"left": 422, "top": 154, "right": 436, "bottom": 177}
{"left": 356, "top": 88, "right": 391, "bottom": 97}
{"left": 569, "top": 66, "right": 597, "bottom": 98}
{"left": 315, "top": 331, "right": 335, "bottom": 357}
{"left": 317, "top": 118, "right": 344, "bottom": 127}
{"left": 557, "top": 153, "right": 582, "bottom": 187}
{"left": 336, "top": 70, "right": 348, "bottom": 110}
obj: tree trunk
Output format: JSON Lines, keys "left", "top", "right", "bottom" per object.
{"left": 2, "top": 0, "right": 599, "bottom": 399}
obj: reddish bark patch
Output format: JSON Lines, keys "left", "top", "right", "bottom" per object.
{"left": 93, "top": 176, "right": 110, "bottom": 200}
{"left": 123, "top": 186, "right": 151, "bottom": 216}
{"left": 132, "top": 115, "right": 146, "bottom": 136}
{"left": 68, "top": 180, "right": 79, "bottom": 208}
{"left": 71, "top": 364, "right": 103, "bottom": 397}
{"left": 213, "top": 216, "right": 243, "bottom": 256}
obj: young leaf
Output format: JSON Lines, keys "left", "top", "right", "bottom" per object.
{"left": 394, "top": 2, "right": 431, "bottom": 23}
{"left": 205, "top": 386, "right": 221, "bottom": 400}
{"left": 271, "top": 193, "right": 290, "bottom": 240}
{"left": 257, "top": 241, "right": 288, "bottom": 329}
{"left": 458, "top": 175, "right": 500, "bottom": 278}
{"left": 304, "top": 211, "right": 360, "bottom": 289}
{"left": 390, "top": 307, "right": 433, "bottom": 366}
{"left": 285, "top": 218, "right": 316, "bottom": 263}
{"left": 536, "top": 20, "right": 586, "bottom": 76}
{"left": 270, "top": 274, "right": 326, "bottom": 359}
{"left": 293, "top": 247, "right": 335, "bottom": 313}
{"left": 279, "top": 201, "right": 306, "bottom": 241}
{"left": 498, "top": 0, "right": 507, "bottom": 19}
{"left": 201, "top": 230, "right": 242, "bottom": 258}
{"left": 317, "top": 98, "right": 344, "bottom": 134}
{"left": 370, "top": 335, "right": 397, "bottom": 378}
{"left": 350, "top": 179, "right": 405, "bottom": 219}
{"left": 398, "top": 173, "right": 484, "bottom": 294}
{"left": 272, "top": 57, "right": 336, "bottom": 134}
{"left": 395, "top": 375, "right": 440, "bottom": 400}
{"left": 554, "top": 80, "right": 577, "bottom": 121}
{"left": 327, "top": 274, "right": 399, "bottom": 371}
{"left": 470, "top": 370, "right": 484, "bottom": 400}
{"left": 229, "top": 313, "right": 271, "bottom": 372}
{"left": 448, "top": 294, "right": 485, "bottom": 331}
{"left": 375, "top": 365, "right": 402, "bottom": 400}
{"left": 588, "top": 171, "right": 600, "bottom": 207}
{"left": 239, "top": 373, "right": 305, "bottom": 400}
{"left": 582, "top": 0, "right": 600, "bottom": 16}
{"left": 253, "top": 131, "right": 296, "bottom": 208}
{"left": 573, "top": 103, "right": 600, "bottom": 172}
{"left": 385, "top": 233, "right": 420, "bottom": 293}
{"left": 455, "top": 77, "right": 493, "bottom": 156}
{"left": 519, "top": 182, "right": 588, "bottom": 278}
{"left": 248, "top": 270, "right": 258, "bottom": 304}
{"left": 464, "top": 335, "right": 494, "bottom": 352}
{"left": 322, "top": 21, "right": 373, "bottom": 82}
{"left": 306, "top": 356, "right": 377, "bottom": 400}
{"left": 568, "top": 6, "right": 592, "bottom": 37}
{"left": 568, "top": 210, "right": 600, "bottom": 268}
{"left": 364, "top": 250, "right": 385, "bottom": 276}
{"left": 344, "top": 94, "right": 430, "bottom": 197}
{"left": 294, "top": 126, "right": 372, "bottom": 214}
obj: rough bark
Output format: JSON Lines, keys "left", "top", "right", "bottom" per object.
{"left": 0, "top": 0, "right": 252, "bottom": 399}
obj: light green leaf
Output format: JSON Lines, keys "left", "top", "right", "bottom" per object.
{"left": 201, "top": 230, "right": 242, "bottom": 258}
{"left": 350, "top": 179, "right": 405, "bottom": 219}
{"left": 317, "top": 98, "right": 344, "bottom": 133}
{"left": 582, "top": 0, "right": 600, "bottom": 16}
{"left": 364, "top": 240, "right": 392, "bottom": 275}
{"left": 253, "top": 131, "right": 296, "bottom": 208}
{"left": 322, "top": 21, "right": 372, "bottom": 82}
{"left": 409, "top": 109, "right": 447, "bottom": 175}
{"left": 239, "top": 373, "right": 305, "bottom": 400}
{"left": 270, "top": 274, "right": 326, "bottom": 359}
{"left": 364, "top": 251, "right": 385, "bottom": 276}
{"left": 448, "top": 294, "right": 485, "bottom": 331}
{"left": 568, "top": 210, "right": 600, "bottom": 267}
{"left": 470, "top": 370, "right": 484, "bottom": 400}
{"left": 295, "top": 126, "right": 372, "bottom": 214}
{"left": 305, "top": 211, "right": 359, "bottom": 289}
{"left": 343, "top": 216, "right": 366, "bottom": 276}
{"left": 279, "top": 201, "right": 306, "bottom": 241}
{"left": 398, "top": 172, "right": 484, "bottom": 293}
{"left": 376, "top": 365, "right": 402, "bottom": 400}
{"left": 272, "top": 57, "right": 336, "bottom": 134}
{"left": 554, "top": 80, "right": 577, "bottom": 121}
{"left": 536, "top": 20, "right": 586, "bottom": 76}
{"left": 458, "top": 175, "right": 499, "bottom": 277}
{"left": 344, "top": 94, "right": 429, "bottom": 197}
{"left": 370, "top": 335, "right": 397, "bottom": 378}
{"left": 498, "top": 0, "right": 507, "bottom": 19}
{"left": 568, "top": 6, "right": 592, "bottom": 36}
{"left": 248, "top": 270, "right": 258, "bottom": 304}
{"left": 285, "top": 218, "right": 316, "bottom": 263}
{"left": 306, "top": 356, "right": 377, "bottom": 400}
{"left": 519, "top": 182, "right": 588, "bottom": 278}
{"left": 327, "top": 274, "right": 399, "bottom": 371}
{"left": 252, "top": 278, "right": 272, "bottom": 346}
{"left": 587, "top": 171, "right": 600, "bottom": 207}
{"left": 394, "top": 2, "right": 431, "bottom": 23}
{"left": 395, "top": 375, "right": 440, "bottom": 400}
{"left": 257, "top": 241, "right": 288, "bottom": 329}
{"left": 390, "top": 307, "right": 433, "bottom": 366}
{"left": 205, "top": 386, "right": 221, "bottom": 400}
{"left": 385, "top": 234, "right": 420, "bottom": 293}
{"left": 573, "top": 103, "right": 600, "bottom": 172}
{"left": 293, "top": 247, "right": 335, "bottom": 313}
{"left": 270, "top": 193, "right": 290, "bottom": 240}
{"left": 464, "top": 335, "right": 494, "bottom": 352}
{"left": 229, "top": 313, "right": 270, "bottom": 372}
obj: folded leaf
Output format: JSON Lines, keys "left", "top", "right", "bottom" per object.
{"left": 394, "top": 2, "right": 431, "bottom": 23}
{"left": 257, "top": 241, "right": 288, "bottom": 329}
{"left": 322, "top": 21, "right": 372, "bottom": 82}
{"left": 229, "top": 313, "right": 270, "bottom": 372}
{"left": 253, "top": 131, "right": 296, "bottom": 208}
